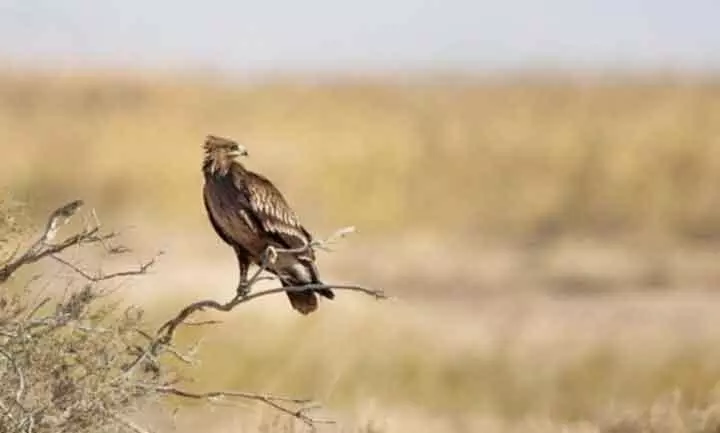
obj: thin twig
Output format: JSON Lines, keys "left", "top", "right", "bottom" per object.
{"left": 0, "top": 199, "right": 132, "bottom": 284}
{"left": 139, "top": 384, "right": 332, "bottom": 428}
{"left": 180, "top": 320, "right": 223, "bottom": 327}
{"left": 50, "top": 252, "right": 161, "bottom": 282}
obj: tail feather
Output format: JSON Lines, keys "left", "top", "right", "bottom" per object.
{"left": 282, "top": 280, "right": 334, "bottom": 315}
{"left": 286, "top": 289, "right": 318, "bottom": 315}
{"left": 278, "top": 260, "right": 334, "bottom": 314}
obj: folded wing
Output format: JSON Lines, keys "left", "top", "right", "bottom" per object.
{"left": 232, "top": 169, "right": 334, "bottom": 314}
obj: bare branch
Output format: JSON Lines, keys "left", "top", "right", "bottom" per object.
{"left": 130, "top": 226, "right": 386, "bottom": 379}
{"left": 0, "top": 199, "right": 108, "bottom": 284}
{"left": 154, "top": 283, "right": 385, "bottom": 351}
{"left": 0, "top": 200, "right": 148, "bottom": 288}
{"left": 138, "top": 384, "right": 332, "bottom": 429}
{"left": 179, "top": 319, "right": 223, "bottom": 327}
{"left": 313, "top": 225, "right": 356, "bottom": 252}
{"left": 103, "top": 224, "right": 386, "bottom": 433}
{"left": 50, "top": 252, "right": 162, "bottom": 282}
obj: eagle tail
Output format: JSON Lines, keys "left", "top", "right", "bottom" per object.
{"left": 282, "top": 279, "right": 334, "bottom": 315}
{"left": 284, "top": 281, "right": 318, "bottom": 315}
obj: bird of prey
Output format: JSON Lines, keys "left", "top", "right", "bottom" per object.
{"left": 201, "top": 135, "right": 334, "bottom": 314}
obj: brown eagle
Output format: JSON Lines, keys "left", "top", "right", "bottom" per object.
{"left": 201, "top": 135, "right": 334, "bottom": 314}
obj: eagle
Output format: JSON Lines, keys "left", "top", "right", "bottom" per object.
{"left": 201, "top": 135, "right": 334, "bottom": 314}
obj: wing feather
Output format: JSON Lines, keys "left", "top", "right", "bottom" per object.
{"left": 235, "top": 170, "right": 314, "bottom": 253}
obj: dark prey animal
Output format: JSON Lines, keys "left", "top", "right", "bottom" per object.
{"left": 201, "top": 135, "right": 334, "bottom": 314}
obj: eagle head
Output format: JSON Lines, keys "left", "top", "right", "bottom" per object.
{"left": 203, "top": 135, "right": 249, "bottom": 176}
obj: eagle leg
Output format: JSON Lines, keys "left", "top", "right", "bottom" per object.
{"left": 237, "top": 280, "right": 250, "bottom": 297}
{"left": 234, "top": 248, "right": 251, "bottom": 297}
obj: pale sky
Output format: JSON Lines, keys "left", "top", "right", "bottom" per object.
{"left": 0, "top": 0, "right": 718, "bottom": 74}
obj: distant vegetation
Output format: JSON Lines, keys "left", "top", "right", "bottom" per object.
{"left": 1, "top": 73, "right": 719, "bottom": 242}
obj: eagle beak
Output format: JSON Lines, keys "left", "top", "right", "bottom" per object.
{"left": 229, "top": 145, "right": 249, "bottom": 158}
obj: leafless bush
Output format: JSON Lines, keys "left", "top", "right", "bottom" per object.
{"left": 0, "top": 200, "right": 384, "bottom": 433}
{"left": 0, "top": 200, "right": 162, "bottom": 433}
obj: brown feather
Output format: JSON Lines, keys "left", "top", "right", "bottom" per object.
{"left": 241, "top": 171, "right": 312, "bottom": 253}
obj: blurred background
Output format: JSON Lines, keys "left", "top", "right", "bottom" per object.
{"left": 2, "top": 1, "right": 720, "bottom": 431}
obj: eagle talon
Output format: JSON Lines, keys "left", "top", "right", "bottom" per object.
{"left": 236, "top": 281, "right": 251, "bottom": 297}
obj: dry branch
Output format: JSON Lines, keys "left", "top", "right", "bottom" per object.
{"left": 50, "top": 252, "right": 162, "bottom": 282}
{"left": 151, "top": 228, "right": 386, "bottom": 352}
{"left": 137, "top": 384, "right": 333, "bottom": 428}
{"left": 0, "top": 200, "right": 385, "bottom": 433}
{"left": 0, "top": 199, "right": 106, "bottom": 284}
{"left": 126, "top": 226, "right": 386, "bottom": 432}
{"left": 0, "top": 200, "right": 166, "bottom": 433}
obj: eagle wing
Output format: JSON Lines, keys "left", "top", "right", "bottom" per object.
{"left": 234, "top": 170, "right": 315, "bottom": 260}
{"left": 203, "top": 173, "right": 261, "bottom": 237}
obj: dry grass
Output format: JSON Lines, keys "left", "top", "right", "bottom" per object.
{"left": 1, "top": 72, "right": 720, "bottom": 241}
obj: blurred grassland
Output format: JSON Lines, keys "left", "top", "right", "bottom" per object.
{"left": 152, "top": 294, "right": 720, "bottom": 431}
{"left": 1, "top": 72, "right": 720, "bottom": 241}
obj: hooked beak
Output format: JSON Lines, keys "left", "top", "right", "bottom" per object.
{"left": 228, "top": 145, "right": 249, "bottom": 158}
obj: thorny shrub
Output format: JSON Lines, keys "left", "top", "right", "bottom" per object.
{"left": 0, "top": 200, "right": 163, "bottom": 433}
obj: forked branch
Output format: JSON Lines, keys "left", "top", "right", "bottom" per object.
{"left": 50, "top": 252, "right": 162, "bottom": 283}
{"left": 126, "top": 227, "right": 386, "bottom": 431}
{"left": 153, "top": 228, "right": 386, "bottom": 350}
{"left": 1, "top": 200, "right": 86, "bottom": 283}
{"left": 136, "top": 384, "right": 333, "bottom": 428}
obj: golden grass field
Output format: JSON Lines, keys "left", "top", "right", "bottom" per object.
{"left": 2, "top": 72, "right": 720, "bottom": 240}
{"left": 3, "top": 71, "right": 720, "bottom": 432}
